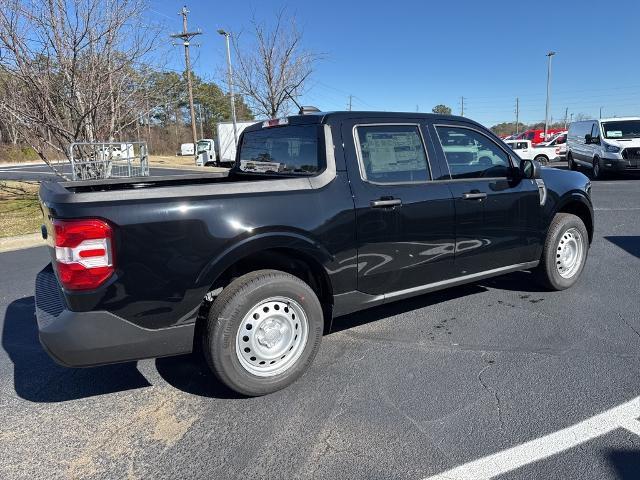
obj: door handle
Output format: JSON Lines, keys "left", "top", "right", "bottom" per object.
{"left": 370, "top": 198, "right": 402, "bottom": 208}
{"left": 462, "top": 192, "right": 487, "bottom": 200}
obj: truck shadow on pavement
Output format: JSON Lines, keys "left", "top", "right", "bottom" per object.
{"left": 2, "top": 296, "right": 151, "bottom": 403}
{"left": 606, "top": 449, "right": 640, "bottom": 480}
{"left": 4, "top": 270, "right": 553, "bottom": 402}
{"left": 605, "top": 236, "right": 640, "bottom": 259}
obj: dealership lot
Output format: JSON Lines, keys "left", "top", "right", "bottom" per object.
{"left": 1, "top": 176, "right": 639, "bottom": 479}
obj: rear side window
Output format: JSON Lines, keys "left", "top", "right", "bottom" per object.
{"left": 238, "top": 125, "right": 321, "bottom": 175}
{"left": 436, "top": 126, "right": 511, "bottom": 179}
{"left": 355, "top": 125, "right": 430, "bottom": 183}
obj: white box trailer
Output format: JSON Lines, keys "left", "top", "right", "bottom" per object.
{"left": 216, "top": 121, "right": 255, "bottom": 165}
{"left": 179, "top": 143, "right": 195, "bottom": 156}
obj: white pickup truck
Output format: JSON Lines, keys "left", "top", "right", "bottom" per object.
{"left": 504, "top": 139, "right": 559, "bottom": 164}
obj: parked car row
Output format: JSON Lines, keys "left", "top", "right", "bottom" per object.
{"left": 504, "top": 131, "right": 567, "bottom": 165}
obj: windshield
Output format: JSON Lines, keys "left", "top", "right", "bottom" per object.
{"left": 602, "top": 120, "right": 640, "bottom": 139}
{"left": 238, "top": 125, "right": 321, "bottom": 175}
{"left": 197, "top": 141, "right": 210, "bottom": 152}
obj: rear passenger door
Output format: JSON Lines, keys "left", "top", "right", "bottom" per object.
{"left": 431, "top": 122, "right": 543, "bottom": 276}
{"left": 341, "top": 119, "right": 456, "bottom": 296}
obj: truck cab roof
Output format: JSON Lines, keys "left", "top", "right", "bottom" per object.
{"left": 243, "top": 111, "right": 485, "bottom": 133}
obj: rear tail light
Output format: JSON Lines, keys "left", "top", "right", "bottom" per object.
{"left": 556, "top": 147, "right": 561, "bottom": 154}
{"left": 53, "top": 219, "right": 114, "bottom": 290}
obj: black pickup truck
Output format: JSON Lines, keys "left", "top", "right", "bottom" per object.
{"left": 37, "top": 111, "right": 593, "bottom": 395}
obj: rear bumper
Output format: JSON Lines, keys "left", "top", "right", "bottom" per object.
{"left": 35, "top": 265, "right": 194, "bottom": 367}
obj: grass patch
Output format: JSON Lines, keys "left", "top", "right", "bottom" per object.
{"left": 0, "top": 146, "right": 40, "bottom": 163}
{"left": 0, "top": 181, "right": 42, "bottom": 237}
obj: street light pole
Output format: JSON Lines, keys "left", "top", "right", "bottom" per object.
{"left": 218, "top": 29, "right": 238, "bottom": 146}
{"left": 544, "top": 51, "right": 556, "bottom": 143}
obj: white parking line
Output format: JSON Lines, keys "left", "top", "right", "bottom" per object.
{"left": 422, "top": 396, "right": 640, "bottom": 480}
{"left": 0, "top": 164, "right": 50, "bottom": 170}
{"left": 0, "top": 170, "right": 58, "bottom": 175}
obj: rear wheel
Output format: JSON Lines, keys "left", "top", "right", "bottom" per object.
{"left": 203, "top": 270, "right": 323, "bottom": 396}
{"left": 535, "top": 213, "right": 589, "bottom": 290}
{"left": 567, "top": 152, "right": 576, "bottom": 170}
{"left": 534, "top": 154, "right": 549, "bottom": 165}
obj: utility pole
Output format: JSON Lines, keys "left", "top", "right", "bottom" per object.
{"left": 198, "top": 103, "right": 204, "bottom": 139}
{"left": 564, "top": 107, "right": 568, "bottom": 130}
{"left": 515, "top": 97, "right": 520, "bottom": 135}
{"left": 544, "top": 51, "right": 556, "bottom": 142}
{"left": 218, "top": 29, "right": 238, "bottom": 146}
{"left": 599, "top": 106, "right": 603, "bottom": 119}
{"left": 145, "top": 98, "right": 152, "bottom": 151}
{"left": 347, "top": 94, "right": 353, "bottom": 111}
{"left": 570, "top": 113, "right": 574, "bottom": 123}
{"left": 460, "top": 96, "right": 465, "bottom": 116}
{"left": 171, "top": 6, "right": 201, "bottom": 160}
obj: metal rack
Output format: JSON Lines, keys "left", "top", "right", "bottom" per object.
{"left": 70, "top": 142, "right": 149, "bottom": 180}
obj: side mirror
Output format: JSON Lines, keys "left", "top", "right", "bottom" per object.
{"left": 584, "top": 133, "right": 592, "bottom": 144}
{"left": 520, "top": 159, "right": 541, "bottom": 179}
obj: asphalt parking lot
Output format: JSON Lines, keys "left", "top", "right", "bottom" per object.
{"left": 1, "top": 174, "right": 639, "bottom": 479}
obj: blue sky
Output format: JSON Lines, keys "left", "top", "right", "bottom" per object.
{"left": 148, "top": 0, "right": 640, "bottom": 127}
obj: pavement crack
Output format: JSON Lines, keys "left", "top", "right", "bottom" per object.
{"left": 616, "top": 311, "right": 640, "bottom": 341}
{"left": 477, "top": 359, "right": 505, "bottom": 431}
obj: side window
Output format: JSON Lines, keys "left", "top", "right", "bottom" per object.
{"left": 355, "top": 125, "right": 430, "bottom": 183}
{"left": 436, "top": 126, "right": 511, "bottom": 179}
{"left": 517, "top": 141, "right": 528, "bottom": 150}
{"left": 591, "top": 122, "right": 601, "bottom": 141}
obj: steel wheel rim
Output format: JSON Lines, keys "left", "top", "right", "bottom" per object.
{"left": 556, "top": 227, "right": 584, "bottom": 279}
{"left": 235, "top": 296, "right": 309, "bottom": 377}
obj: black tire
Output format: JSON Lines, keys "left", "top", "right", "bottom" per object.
{"left": 567, "top": 152, "right": 576, "bottom": 171}
{"left": 203, "top": 269, "right": 323, "bottom": 396}
{"left": 534, "top": 213, "right": 589, "bottom": 290}
{"left": 534, "top": 154, "right": 549, "bottom": 165}
{"left": 591, "top": 157, "right": 603, "bottom": 180}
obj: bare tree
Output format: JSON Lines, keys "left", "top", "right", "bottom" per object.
{"left": 232, "top": 11, "right": 320, "bottom": 118}
{"left": 0, "top": 0, "right": 162, "bottom": 166}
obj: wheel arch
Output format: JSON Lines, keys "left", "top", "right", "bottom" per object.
{"left": 553, "top": 193, "right": 594, "bottom": 243}
{"left": 196, "top": 232, "right": 335, "bottom": 333}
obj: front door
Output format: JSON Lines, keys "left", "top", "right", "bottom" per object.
{"left": 342, "top": 119, "right": 456, "bottom": 296}
{"left": 432, "top": 122, "right": 543, "bottom": 276}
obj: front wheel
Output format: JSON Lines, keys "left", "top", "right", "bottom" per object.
{"left": 592, "top": 157, "right": 603, "bottom": 180}
{"left": 203, "top": 270, "right": 324, "bottom": 396}
{"left": 534, "top": 213, "right": 589, "bottom": 290}
{"left": 567, "top": 152, "right": 576, "bottom": 171}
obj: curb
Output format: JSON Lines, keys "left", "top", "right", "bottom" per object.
{"left": 0, "top": 232, "right": 44, "bottom": 253}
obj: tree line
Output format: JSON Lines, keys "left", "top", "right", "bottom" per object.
{"left": 0, "top": 1, "right": 317, "bottom": 164}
